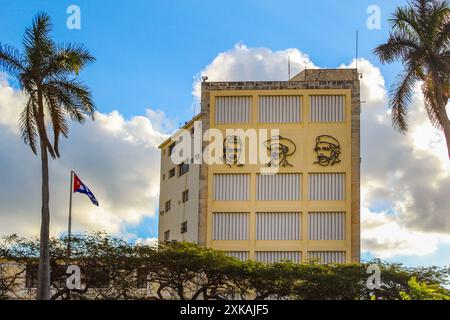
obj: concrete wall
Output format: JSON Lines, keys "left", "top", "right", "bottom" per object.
{"left": 158, "top": 121, "right": 200, "bottom": 243}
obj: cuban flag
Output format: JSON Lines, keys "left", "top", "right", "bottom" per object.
{"left": 73, "top": 173, "right": 99, "bottom": 206}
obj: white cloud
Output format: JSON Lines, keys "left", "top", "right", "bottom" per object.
{"left": 135, "top": 237, "right": 158, "bottom": 247}
{"left": 0, "top": 81, "right": 26, "bottom": 133}
{"left": 146, "top": 109, "right": 177, "bottom": 134}
{"left": 192, "top": 43, "right": 317, "bottom": 98}
{"left": 361, "top": 193, "right": 450, "bottom": 259}
{"left": 0, "top": 78, "right": 168, "bottom": 238}
{"left": 340, "top": 58, "right": 450, "bottom": 258}
{"left": 339, "top": 59, "right": 387, "bottom": 106}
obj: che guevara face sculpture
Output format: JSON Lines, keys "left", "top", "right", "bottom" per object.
{"left": 314, "top": 135, "right": 341, "bottom": 166}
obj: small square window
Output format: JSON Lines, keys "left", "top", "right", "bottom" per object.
{"left": 162, "top": 174, "right": 166, "bottom": 180}
{"left": 181, "top": 221, "right": 187, "bottom": 234}
{"left": 182, "top": 189, "right": 189, "bottom": 203}
{"left": 164, "top": 230, "right": 170, "bottom": 242}
{"left": 168, "top": 143, "right": 176, "bottom": 156}
{"left": 165, "top": 200, "right": 171, "bottom": 212}
{"left": 178, "top": 163, "right": 189, "bottom": 176}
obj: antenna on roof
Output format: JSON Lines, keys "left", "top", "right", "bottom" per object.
{"left": 355, "top": 30, "right": 359, "bottom": 70}
{"left": 288, "top": 55, "right": 291, "bottom": 81}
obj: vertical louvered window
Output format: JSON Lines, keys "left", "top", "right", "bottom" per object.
{"left": 255, "top": 251, "right": 301, "bottom": 263}
{"left": 308, "top": 173, "right": 345, "bottom": 201}
{"left": 308, "top": 212, "right": 345, "bottom": 240}
{"left": 309, "top": 95, "right": 345, "bottom": 122}
{"left": 213, "top": 212, "right": 249, "bottom": 240}
{"left": 215, "top": 96, "right": 251, "bottom": 124}
{"left": 258, "top": 96, "right": 301, "bottom": 123}
{"left": 214, "top": 174, "right": 250, "bottom": 201}
{"left": 308, "top": 251, "right": 346, "bottom": 264}
{"left": 225, "top": 251, "right": 249, "bottom": 261}
{"left": 256, "top": 212, "right": 301, "bottom": 240}
{"left": 257, "top": 173, "right": 301, "bottom": 201}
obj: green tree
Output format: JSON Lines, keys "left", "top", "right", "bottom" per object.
{"left": 0, "top": 13, "right": 95, "bottom": 299}
{"left": 401, "top": 277, "right": 450, "bottom": 300}
{"left": 373, "top": 0, "right": 450, "bottom": 158}
{"left": 2, "top": 235, "right": 450, "bottom": 300}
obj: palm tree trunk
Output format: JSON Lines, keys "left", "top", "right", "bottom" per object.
{"left": 431, "top": 71, "right": 450, "bottom": 159}
{"left": 36, "top": 93, "right": 51, "bottom": 300}
{"left": 441, "top": 110, "right": 450, "bottom": 159}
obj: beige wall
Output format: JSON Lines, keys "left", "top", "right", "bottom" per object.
{"left": 158, "top": 122, "right": 200, "bottom": 243}
{"left": 199, "top": 69, "right": 361, "bottom": 263}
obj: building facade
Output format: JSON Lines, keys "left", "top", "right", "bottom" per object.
{"left": 158, "top": 69, "right": 360, "bottom": 264}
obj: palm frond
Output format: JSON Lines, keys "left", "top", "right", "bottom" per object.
{"left": 57, "top": 43, "right": 95, "bottom": 75}
{"left": 390, "top": 5, "right": 423, "bottom": 41}
{"left": 19, "top": 98, "right": 39, "bottom": 155}
{"left": 434, "top": 20, "right": 450, "bottom": 52}
{"left": 23, "top": 12, "right": 55, "bottom": 74}
{"left": 421, "top": 80, "right": 444, "bottom": 129}
{"left": 373, "top": 33, "right": 420, "bottom": 63}
{"left": 426, "top": 0, "right": 449, "bottom": 48}
{"left": 45, "top": 78, "right": 95, "bottom": 121}
{"left": 44, "top": 92, "right": 69, "bottom": 158}
{"left": 389, "top": 68, "right": 419, "bottom": 133}
{"left": 0, "top": 43, "right": 26, "bottom": 76}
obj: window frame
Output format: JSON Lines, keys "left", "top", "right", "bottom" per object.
{"left": 180, "top": 221, "right": 188, "bottom": 234}
{"left": 182, "top": 189, "right": 189, "bottom": 203}
{"left": 165, "top": 200, "right": 171, "bottom": 212}
{"left": 178, "top": 162, "right": 189, "bottom": 177}
{"left": 164, "top": 230, "right": 170, "bottom": 241}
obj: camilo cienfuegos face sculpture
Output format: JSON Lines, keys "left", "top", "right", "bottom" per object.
{"left": 314, "top": 135, "right": 341, "bottom": 167}
{"left": 264, "top": 135, "right": 296, "bottom": 168}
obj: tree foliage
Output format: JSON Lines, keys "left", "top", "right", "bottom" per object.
{"left": 1, "top": 233, "right": 449, "bottom": 300}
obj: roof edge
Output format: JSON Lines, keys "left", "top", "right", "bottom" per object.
{"left": 158, "top": 113, "right": 201, "bottom": 149}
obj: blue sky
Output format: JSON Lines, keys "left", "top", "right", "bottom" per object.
{"left": 1, "top": 0, "right": 450, "bottom": 267}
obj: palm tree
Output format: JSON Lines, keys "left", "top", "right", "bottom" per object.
{"left": 374, "top": 0, "right": 450, "bottom": 158}
{"left": 0, "top": 13, "right": 95, "bottom": 299}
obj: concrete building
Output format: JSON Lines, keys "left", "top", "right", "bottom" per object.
{"left": 158, "top": 68, "right": 360, "bottom": 264}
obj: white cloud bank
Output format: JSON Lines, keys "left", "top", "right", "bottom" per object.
{"left": 0, "top": 78, "right": 168, "bottom": 238}
{"left": 192, "top": 43, "right": 317, "bottom": 98}
{"left": 346, "top": 59, "right": 450, "bottom": 258}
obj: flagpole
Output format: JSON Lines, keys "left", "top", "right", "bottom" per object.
{"left": 68, "top": 170, "right": 74, "bottom": 258}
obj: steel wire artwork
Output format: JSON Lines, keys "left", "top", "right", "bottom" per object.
{"left": 223, "top": 135, "right": 244, "bottom": 167}
{"left": 264, "top": 135, "right": 296, "bottom": 167}
{"left": 314, "top": 135, "right": 341, "bottom": 166}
